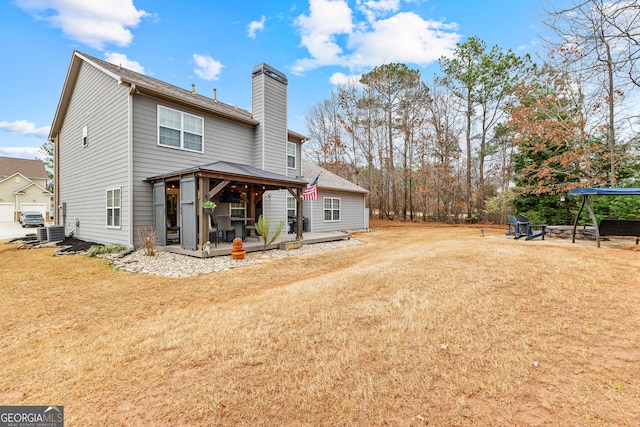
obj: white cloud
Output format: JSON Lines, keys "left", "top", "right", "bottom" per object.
{"left": 104, "top": 52, "right": 145, "bottom": 74}
{"left": 329, "top": 72, "right": 362, "bottom": 86}
{"left": 193, "top": 54, "right": 224, "bottom": 81}
{"left": 0, "top": 120, "right": 50, "bottom": 138}
{"left": 292, "top": 0, "right": 460, "bottom": 74}
{"left": 247, "top": 16, "right": 266, "bottom": 38}
{"left": 357, "top": 0, "right": 401, "bottom": 23}
{"left": 350, "top": 12, "right": 460, "bottom": 67}
{"left": 293, "top": 0, "right": 354, "bottom": 72}
{"left": 16, "top": 0, "right": 148, "bottom": 49}
{"left": 518, "top": 39, "right": 538, "bottom": 51}
{"left": 0, "top": 146, "right": 46, "bottom": 160}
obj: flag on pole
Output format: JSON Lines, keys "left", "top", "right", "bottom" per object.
{"left": 302, "top": 174, "right": 320, "bottom": 201}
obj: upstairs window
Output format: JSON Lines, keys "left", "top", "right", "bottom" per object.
{"left": 82, "top": 125, "right": 88, "bottom": 147}
{"left": 158, "top": 106, "right": 203, "bottom": 152}
{"left": 287, "top": 142, "right": 296, "bottom": 169}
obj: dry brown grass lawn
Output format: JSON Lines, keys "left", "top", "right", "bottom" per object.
{"left": 1, "top": 220, "right": 639, "bottom": 426}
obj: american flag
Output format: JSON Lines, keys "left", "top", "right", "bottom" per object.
{"left": 302, "top": 174, "right": 320, "bottom": 201}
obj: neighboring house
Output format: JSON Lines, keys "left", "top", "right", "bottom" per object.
{"left": 0, "top": 156, "right": 52, "bottom": 222}
{"left": 49, "top": 51, "right": 362, "bottom": 252}
{"left": 298, "top": 160, "right": 369, "bottom": 232}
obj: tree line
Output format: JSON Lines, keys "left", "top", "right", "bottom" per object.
{"left": 303, "top": 0, "right": 640, "bottom": 224}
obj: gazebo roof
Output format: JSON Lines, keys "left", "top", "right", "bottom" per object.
{"left": 146, "top": 160, "right": 307, "bottom": 189}
{"left": 569, "top": 188, "right": 640, "bottom": 196}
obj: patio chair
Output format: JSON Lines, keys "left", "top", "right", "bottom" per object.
{"left": 516, "top": 214, "right": 547, "bottom": 241}
{"left": 244, "top": 219, "right": 260, "bottom": 241}
{"left": 506, "top": 214, "right": 523, "bottom": 238}
{"left": 216, "top": 215, "right": 236, "bottom": 243}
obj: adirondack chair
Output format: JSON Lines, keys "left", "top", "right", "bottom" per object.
{"left": 506, "top": 214, "right": 526, "bottom": 238}
{"left": 516, "top": 214, "right": 547, "bottom": 240}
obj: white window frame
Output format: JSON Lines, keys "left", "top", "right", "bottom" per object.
{"left": 106, "top": 188, "right": 121, "bottom": 228}
{"left": 82, "top": 125, "right": 88, "bottom": 147}
{"left": 287, "top": 141, "right": 296, "bottom": 169}
{"left": 157, "top": 105, "right": 204, "bottom": 153}
{"left": 323, "top": 197, "right": 341, "bottom": 222}
{"left": 229, "top": 202, "right": 246, "bottom": 218}
{"left": 287, "top": 195, "right": 296, "bottom": 218}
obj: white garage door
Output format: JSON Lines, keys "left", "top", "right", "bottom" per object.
{"left": 0, "top": 203, "right": 15, "bottom": 222}
{"left": 21, "top": 203, "right": 47, "bottom": 218}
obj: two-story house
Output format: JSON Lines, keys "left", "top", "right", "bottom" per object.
{"left": 0, "top": 156, "right": 52, "bottom": 222}
{"left": 49, "top": 51, "right": 367, "bottom": 254}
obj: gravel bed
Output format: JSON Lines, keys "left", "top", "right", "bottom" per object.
{"left": 108, "top": 238, "right": 363, "bottom": 277}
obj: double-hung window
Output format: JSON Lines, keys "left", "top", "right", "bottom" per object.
{"left": 230, "top": 202, "right": 246, "bottom": 218}
{"left": 106, "top": 188, "right": 121, "bottom": 228}
{"left": 323, "top": 197, "right": 340, "bottom": 222}
{"left": 287, "top": 196, "right": 296, "bottom": 218}
{"left": 287, "top": 142, "right": 296, "bottom": 169}
{"left": 158, "top": 106, "right": 203, "bottom": 152}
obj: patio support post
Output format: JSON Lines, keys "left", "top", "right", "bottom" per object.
{"left": 296, "top": 188, "right": 303, "bottom": 240}
{"left": 287, "top": 187, "right": 303, "bottom": 240}
{"left": 198, "top": 176, "right": 208, "bottom": 250}
{"left": 248, "top": 185, "right": 256, "bottom": 225}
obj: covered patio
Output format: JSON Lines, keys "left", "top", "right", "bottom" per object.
{"left": 146, "top": 161, "right": 308, "bottom": 254}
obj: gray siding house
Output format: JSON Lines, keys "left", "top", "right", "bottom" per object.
{"left": 298, "top": 161, "right": 369, "bottom": 233}
{"left": 49, "top": 51, "right": 365, "bottom": 252}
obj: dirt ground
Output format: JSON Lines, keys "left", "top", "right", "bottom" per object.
{"left": 1, "top": 220, "right": 639, "bottom": 426}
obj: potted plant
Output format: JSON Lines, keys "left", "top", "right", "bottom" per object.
{"left": 202, "top": 200, "right": 216, "bottom": 213}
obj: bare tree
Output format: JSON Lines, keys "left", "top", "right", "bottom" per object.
{"left": 543, "top": 0, "right": 640, "bottom": 186}
{"left": 361, "top": 63, "right": 421, "bottom": 218}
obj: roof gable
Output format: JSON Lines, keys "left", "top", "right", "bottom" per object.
{"left": 0, "top": 157, "right": 48, "bottom": 180}
{"left": 302, "top": 160, "right": 368, "bottom": 194}
{"left": 49, "top": 51, "right": 259, "bottom": 140}
{"left": 14, "top": 181, "right": 52, "bottom": 195}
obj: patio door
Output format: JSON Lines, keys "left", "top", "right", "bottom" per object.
{"left": 153, "top": 181, "right": 167, "bottom": 245}
{"left": 180, "top": 175, "right": 197, "bottom": 250}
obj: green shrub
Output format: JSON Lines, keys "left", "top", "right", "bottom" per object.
{"left": 87, "top": 244, "right": 127, "bottom": 258}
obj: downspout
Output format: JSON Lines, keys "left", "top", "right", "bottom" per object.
{"left": 128, "top": 83, "right": 136, "bottom": 247}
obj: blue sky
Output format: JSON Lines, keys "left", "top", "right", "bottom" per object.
{"left": 0, "top": 0, "right": 565, "bottom": 160}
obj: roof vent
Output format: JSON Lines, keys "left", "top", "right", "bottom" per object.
{"left": 191, "top": 84, "right": 196, "bottom": 94}
{"left": 213, "top": 88, "right": 217, "bottom": 101}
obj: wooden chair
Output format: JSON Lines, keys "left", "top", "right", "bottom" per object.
{"left": 216, "top": 215, "right": 235, "bottom": 242}
{"left": 506, "top": 214, "right": 524, "bottom": 238}
{"left": 516, "top": 214, "right": 547, "bottom": 241}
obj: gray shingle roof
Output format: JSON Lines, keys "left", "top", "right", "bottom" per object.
{"left": 51, "top": 51, "right": 308, "bottom": 142}
{"left": 301, "top": 160, "right": 368, "bottom": 194}
{"left": 76, "top": 51, "right": 257, "bottom": 125}
{"left": 146, "top": 161, "right": 306, "bottom": 187}
{"left": 0, "top": 156, "right": 48, "bottom": 180}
